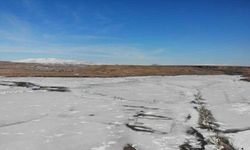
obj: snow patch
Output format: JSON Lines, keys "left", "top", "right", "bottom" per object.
{"left": 13, "top": 58, "right": 94, "bottom": 65}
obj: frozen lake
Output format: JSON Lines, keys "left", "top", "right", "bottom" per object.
{"left": 0, "top": 75, "right": 250, "bottom": 150}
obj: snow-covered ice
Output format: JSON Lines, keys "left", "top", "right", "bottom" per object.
{"left": 0, "top": 75, "right": 250, "bottom": 150}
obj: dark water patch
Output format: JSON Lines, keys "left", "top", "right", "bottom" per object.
{"left": 0, "top": 81, "right": 70, "bottom": 92}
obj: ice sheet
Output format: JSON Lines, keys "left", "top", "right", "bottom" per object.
{"left": 0, "top": 75, "right": 249, "bottom": 149}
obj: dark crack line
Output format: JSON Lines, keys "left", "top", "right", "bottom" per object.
{"left": 125, "top": 123, "right": 167, "bottom": 134}
{"left": 0, "top": 114, "right": 48, "bottom": 128}
{"left": 214, "top": 127, "right": 250, "bottom": 134}
{"left": 133, "top": 113, "right": 172, "bottom": 120}
{"left": 123, "top": 105, "right": 159, "bottom": 110}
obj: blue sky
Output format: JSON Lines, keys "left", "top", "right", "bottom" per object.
{"left": 0, "top": 0, "right": 250, "bottom": 65}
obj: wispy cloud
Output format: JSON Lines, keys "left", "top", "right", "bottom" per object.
{"left": 0, "top": 43, "right": 167, "bottom": 64}
{"left": 41, "top": 33, "right": 122, "bottom": 42}
{"left": 0, "top": 14, "right": 111, "bottom": 50}
{"left": 0, "top": 13, "right": 36, "bottom": 44}
{"left": 0, "top": 4, "right": 165, "bottom": 64}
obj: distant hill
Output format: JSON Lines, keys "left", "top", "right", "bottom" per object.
{"left": 13, "top": 58, "right": 94, "bottom": 65}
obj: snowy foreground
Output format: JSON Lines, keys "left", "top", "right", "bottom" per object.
{"left": 0, "top": 75, "right": 250, "bottom": 150}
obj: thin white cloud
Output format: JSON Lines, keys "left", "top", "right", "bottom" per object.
{"left": 41, "top": 33, "right": 122, "bottom": 41}
{"left": 0, "top": 44, "right": 166, "bottom": 64}
{"left": 0, "top": 12, "right": 165, "bottom": 64}
{"left": 0, "top": 13, "right": 36, "bottom": 44}
{"left": 0, "top": 12, "right": 122, "bottom": 44}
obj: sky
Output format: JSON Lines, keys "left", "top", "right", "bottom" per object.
{"left": 0, "top": 0, "right": 250, "bottom": 65}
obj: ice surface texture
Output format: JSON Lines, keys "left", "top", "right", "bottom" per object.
{"left": 0, "top": 75, "right": 249, "bottom": 150}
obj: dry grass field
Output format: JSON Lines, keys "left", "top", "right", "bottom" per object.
{"left": 0, "top": 61, "right": 250, "bottom": 80}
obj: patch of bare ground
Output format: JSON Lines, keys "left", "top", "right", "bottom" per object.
{"left": 210, "top": 135, "right": 236, "bottom": 150}
{"left": 180, "top": 91, "right": 239, "bottom": 150}
{"left": 123, "top": 144, "right": 136, "bottom": 150}
{"left": 179, "top": 127, "right": 207, "bottom": 150}
{"left": 197, "top": 105, "right": 220, "bottom": 130}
